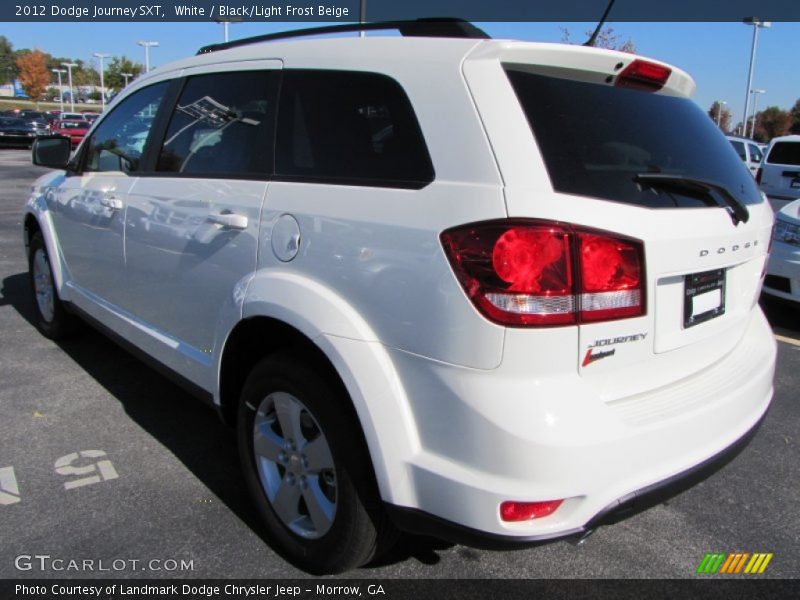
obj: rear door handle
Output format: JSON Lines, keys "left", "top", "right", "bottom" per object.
{"left": 207, "top": 212, "right": 248, "bottom": 230}
{"left": 100, "top": 196, "right": 124, "bottom": 210}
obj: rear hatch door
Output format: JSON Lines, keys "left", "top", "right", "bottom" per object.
{"left": 464, "top": 42, "right": 773, "bottom": 397}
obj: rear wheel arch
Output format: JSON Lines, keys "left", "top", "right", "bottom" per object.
{"left": 218, "top": 317, "right": 357, "bottom": 429}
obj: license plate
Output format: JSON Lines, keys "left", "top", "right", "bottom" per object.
{"left": 791, "top": 178, "right": 800, "bottom": 189}
{"left": 684, "top": 269, "right": 726, "bottom": 328}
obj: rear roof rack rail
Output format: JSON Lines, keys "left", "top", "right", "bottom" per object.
{"left": 197, "top": 18, "right": 490, "bottom": 54}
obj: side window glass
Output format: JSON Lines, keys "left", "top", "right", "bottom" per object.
{"left": 276, "top": 70, "right": 434, "bottom": 187}
{"left": 84, "top": 83, "right": 168, "bottom": 173}
{"left": 729, "top": 140, "right": 747, "bottom": 162}
{"left": 748, "top": 144, "right": 762, "bottom": 163}
{"left": 156, "top": 71, "right": 278, "bottom": 177}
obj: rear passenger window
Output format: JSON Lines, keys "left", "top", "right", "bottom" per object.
{"left": 156, "top": 71, "right": 279, "bottom": 177}
{"left": 84, "top": 82, "right": 167, "bottom": 173}
{"left": 275, "top": 70, "right": 434, "bottom": 188}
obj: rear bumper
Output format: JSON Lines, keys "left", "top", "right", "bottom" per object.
{"left": 387, "top": 409, "right": 766, "bottom": 548}
{"left": 382, "top": 308, "right": 775, "bottom": 538}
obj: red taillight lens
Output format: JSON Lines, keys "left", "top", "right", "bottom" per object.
{"left": 615, "top": 59, "right": 672, "bottom": 92}
{"left": 441, "top": 222, "right": 576, "bottom": 326}
{"left": 755, "top": 167, "right": 763, "bottom": 184}
{"left": 500, "top": 500, "right": 563, "bottom": 522}
{"left": 579, "top": 234, "right": 643, "bottom": 322}
{"left": 440, "top": 220, "right": 645, "bottom": 327}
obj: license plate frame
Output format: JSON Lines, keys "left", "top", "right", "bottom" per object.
{"left": 683, "top": 269, "right": 726, "bottom": 329}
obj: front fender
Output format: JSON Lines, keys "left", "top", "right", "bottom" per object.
{"left": 24, "top": 173, "right": 70, "bottom": 297}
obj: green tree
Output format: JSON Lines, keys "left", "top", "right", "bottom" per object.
{"left": 753, "top": 106, "right": 792, "bottom": 143}
{"left": 708, "top": 101, "right": 732, "bottom": 133}
{"left": 104, "top": 56, "right": 143, "bottom": 91}
{"left": 0, "top": 35, "right": 16, "bottom": 84}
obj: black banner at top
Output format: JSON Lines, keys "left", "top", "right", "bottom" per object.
{"left": 3, "top": 0, "right": 800, "bottom": 22}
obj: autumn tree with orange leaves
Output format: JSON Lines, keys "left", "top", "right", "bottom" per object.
{"left": 15, "top": 49, "right": 49, "bottom": 102}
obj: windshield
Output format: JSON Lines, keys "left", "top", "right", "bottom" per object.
{"left": 504, "top": 65, "right": 763, "bottom": 208}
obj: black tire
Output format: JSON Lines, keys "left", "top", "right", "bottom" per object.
{"left": 27, "top": 231, "right": 79, "bottom": 340}
{"left": 238, "top": 354, "right": 395, "bottom": 574}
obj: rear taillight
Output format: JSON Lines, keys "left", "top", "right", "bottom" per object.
{"left": 755, "top": 168, "right": 763, "bottom": 184}
{"left": 440, "top": 220, "right": 645, "bottom": 327}
{"left": 615, "top": 59, "right": 672, "bottom": 92}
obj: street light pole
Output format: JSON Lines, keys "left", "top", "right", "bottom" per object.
{"left": 715, "top": 100, "right": 727, "bottom": 128}
{"left": 213, "top": 17, "right": 241, "bottom": 42}
{"left": 748, "top": 89, "right": 766, "bottom": 139}
{"left": 52, "top": 68, "right": 66, "bottom": 113}
{"left": 742, "top": 18, "right": 770, "bottom": 139}
{"left": 121, "top": 72, "right": 133, "bottom": 87}
{"left": 93, "top": 52, "right": 110, "bottom": 110}
{"left": 137, "top": 41, "right": 159, "bottom": 73}
{"left": 61, "top": 62, "right": 78, "bottom": 112}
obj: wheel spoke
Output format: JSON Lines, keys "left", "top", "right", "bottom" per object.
{"left": 273, "top": 392, "right": 305, "bottom": 444}
{"left": 272, "top": 476, "right": 302, "bottom": 525}
{"left": 303, "top": 478, "right": 335, "bottom": 534}
{"left": 303, "top": 436, "right": 334, "bottom": 473}
{"left": 253, "top": 422, "right": 284, "bottom": 463}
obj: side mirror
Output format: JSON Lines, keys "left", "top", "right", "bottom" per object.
{"left": 32, "top": 136, "right": 72, "bottom": 169}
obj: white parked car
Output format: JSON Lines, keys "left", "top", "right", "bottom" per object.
{"left": 758, "top": 134, "right": 800, "bottom": 210}
{"left": 764, "top": 199, "right": 800, "bottom": 303}
{"left": 24, "top": 20, "right": 776, "bottom": 574}
{"left": 726, "top": 135, "right": 764, "bottom": 177}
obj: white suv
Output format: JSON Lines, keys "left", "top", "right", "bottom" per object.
{"left": 24, "top": 20, "right": 776, "bottom": 574}
{"left": 758, "top": 134, "right": 800, "bottom": 210}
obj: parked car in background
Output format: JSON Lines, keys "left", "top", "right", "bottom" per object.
{"left": 58, "top": 112, "right": 88, "bottom": 121}
{"left": 726, "top": 135, "right": 763, "bottom": 177}
{"left": 82, "top": 111, "right": 101, "bottom": 124}
{"left": 0, "top": 117, "right": 46, "bottom": 147}
{"left": 758, "top": 135, "right": 800, "bottom": 211}
{"left": 763, "top": 198, "right": 800, "bottom": 304}
{"left": 51, "top": 119, "right": 90, "bottom": 148}
{"left": 44, "top": 111, "right": 62, "bottom": 126}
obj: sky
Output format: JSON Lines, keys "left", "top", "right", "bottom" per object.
{"left": 2, "top": 20, "right": 798, "bottom": 126}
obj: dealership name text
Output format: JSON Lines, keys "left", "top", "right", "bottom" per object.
{"left": 16, "top": 583, "right": 384, "bottom": 597}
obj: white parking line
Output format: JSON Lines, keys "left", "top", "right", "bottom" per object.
{"left": 775, "top": 334, "right": 800, "bottom": 347}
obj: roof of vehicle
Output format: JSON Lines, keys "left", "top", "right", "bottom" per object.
{"left": 725, "top": 135, "right": 759, "bottom": 142}
{"left": 128, "top": 35, "right": 693, "bottom": 98}
{"left": 766, "top": 134, "right": 800, "bottom": 145}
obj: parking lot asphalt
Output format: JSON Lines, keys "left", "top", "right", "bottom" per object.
{"left": 0, "top": 148, "right": 798, "bottom": 580}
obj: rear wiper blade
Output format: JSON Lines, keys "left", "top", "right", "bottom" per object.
{"left": 633, "top": 173, "right": 750, "bottom": 225}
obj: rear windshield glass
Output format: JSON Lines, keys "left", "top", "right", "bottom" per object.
{"left": 766, "top": 142, "right": 800, "bottom": 166}
{"left": 504, "top": 66, "right": 763, "bottom": 208}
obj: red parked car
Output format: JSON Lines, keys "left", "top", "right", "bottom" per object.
{"left": 51, "top": 119, "right": 90, "bottom": 148}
